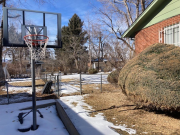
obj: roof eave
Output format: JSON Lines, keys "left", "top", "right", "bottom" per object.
{"left": 122, "top": 0, "right": 165, "bottom": 38}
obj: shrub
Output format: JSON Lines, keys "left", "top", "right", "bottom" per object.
{"left": 118, "top": 43, "right": 180, "bottom": 112}
{"left": 88, "top": 68, "right": 98, "bottom": 74}
{"left": 107, "top": 69, "right": 120, "bottom": 84}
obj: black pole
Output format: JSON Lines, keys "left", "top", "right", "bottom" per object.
{"left": 5, "top": 81, "right": 9, "bottom": 104}
{"left": 98, "top": 36, "right": 101, "bottom": 71}
{"left": 101, "top": 43, "right": 103, "bottom": 60}
{"left": 80, "top": 73, "right": 82, "bottom": 95}
{"left": 101, "top": 74, "right": 102, "bottom": 93}
{"left": 57, "top": 75, "right": 59, "bottom": 97}
{"left": 31, "top": 58, "right": 37, "bottom": 130}
{"left": 59, "top": 71, "right": 61, "bottom": 96}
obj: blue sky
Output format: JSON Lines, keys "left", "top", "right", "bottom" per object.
{"left": 14, "top": 0, "right": 101, "bottom": 27}
{"left": 0, "top": 0, "right": 102, "bottom": 48}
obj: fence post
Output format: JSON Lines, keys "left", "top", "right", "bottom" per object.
{"left": 101, "top": 74, "right": 102, "bottom": 93}
{"left": 59, "top": 71, "right": 61, "bottom": 97}
{"left": 54, "top": 75, "right": 56, "bottom": 93}
{"left": 57, "top": 75, "right": 59, "bottom": 97}
{"left": 45, "top": 73, "right": 47, "bottom": 82}
{"left": 5, "top": 81, "right": 9, "bottom": 104}
{"left": 80, "top": 73, "right": 82, "bottom": 95}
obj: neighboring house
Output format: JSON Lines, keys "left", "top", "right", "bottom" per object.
{"left": 88, "top": 58, "right": 112, "bottom": 71}
{"left": 123, "top": 0, "right": 180, "bottom": 54}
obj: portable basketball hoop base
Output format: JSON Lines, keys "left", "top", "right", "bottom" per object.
{"left": 23, "top": 34, "right": 49, "bottom": 131}
{"left": 2, "top": 7, "right": 62, "bottom": 131}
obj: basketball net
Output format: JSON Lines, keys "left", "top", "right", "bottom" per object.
{"left": 24, "top": 27, "right": 49, "bottom": 61}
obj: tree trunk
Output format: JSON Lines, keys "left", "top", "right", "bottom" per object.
{"left": 19, "top": 49, "right": 23, "bottom": 75}
{"left": 75, "top": 59, "right": 79, "bottom": 69}
{"left": 141, "top": 0, "right": 145, "bottom": 12}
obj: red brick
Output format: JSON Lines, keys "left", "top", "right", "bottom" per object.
{"left": 135, "top": 14, "right": 180, "bottom": 54}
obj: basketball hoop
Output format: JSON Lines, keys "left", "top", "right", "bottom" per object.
{"left": 24, "top": 34, "right": 49, "bottom": 130}
{"left": 24, "top": 34, "right": 49, "bottom": 61}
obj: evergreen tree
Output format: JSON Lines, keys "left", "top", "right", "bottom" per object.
{"left": 67, "top": 14, "right": 88, "bottom": 50}
{"left": 68, "top": 14, "right": 83, "bottom": 35}
{"left": 55, "top": 14, "right": 88, "bottom": 72}
{"left": 55, "top": 26, "right": 74, "bottom": 73}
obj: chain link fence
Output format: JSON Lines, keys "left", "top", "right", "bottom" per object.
{"left": 48, "top": 73, "right": 109, "bottom": 97}
{"left": 0, "top": 72, "right": 109, "bottom": 104}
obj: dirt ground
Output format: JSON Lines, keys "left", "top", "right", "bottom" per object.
{"left": 82, "top": 84, "right": 180, "bottom": 135}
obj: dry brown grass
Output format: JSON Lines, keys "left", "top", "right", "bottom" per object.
{"left": 61, "top": 79, "right": 76, "bottom": 82}
{"left": 0, "top": 86, "right": 7, "bottom": 95}
{"left": 83, "top": 84, "right": 180, "bottom": 135}
{"left": 81, "top": 84, "right": 101, "bottom": 94}
{"left": 61, "top": 92, "right": 81, "bottom": 97}
{"left": 36, "top": 92, "right": 58, "bottom": 99}
{"left": 0, "top": 86, "right": 31, "bottom": 95}
{"left": 71, "top": 102, "right": 78, "bottom": 107}
{"left": 0, "top": 85, "right": 56, "bottom": 98}
{"left": 9, "top": 79, "right": 45, "bottom": 87}
{"left": 61, "top": 84, "right": 118, "bottom": 97}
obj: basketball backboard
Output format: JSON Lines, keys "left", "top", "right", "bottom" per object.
{"left": 3, "top": 7, "right": 62, "bottom": 48}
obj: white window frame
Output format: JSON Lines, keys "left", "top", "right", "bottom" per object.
{"left": 159, "top": 28, "right": 163, "bottom": 43}
{"left": 162, "top": 23, "right": 180, "bottom": 46}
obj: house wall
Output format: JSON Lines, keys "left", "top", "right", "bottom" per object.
{"left": 145, "top": 0, "right": 180, "bottom": 28}
{"left": 144, "top": 0, "right": 180, "bottom": 28}
{"left": 135, "top": 14, "right": 180, "bottom": 54}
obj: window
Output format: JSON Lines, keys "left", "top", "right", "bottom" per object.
{"left": 160, "top": 23, "right": 180, "bottom": 46}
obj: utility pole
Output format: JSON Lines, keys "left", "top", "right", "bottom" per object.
{"left": 89, "top": 37, "right": 91, "bottom": 69}
{"left": 101, "top": 43, "right": 104, "bottom": 60}
{"left": 98, "top": 35, "right": 101, "bottom": 71}
{"left": 88, "top": 18, "right": 92, "bottom": 69}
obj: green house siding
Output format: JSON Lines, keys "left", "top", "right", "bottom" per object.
{"left": 145, "top": 0, "right": 180, "bottom": 28}
{"left": 122, "top": 0, "right": 180, "bottom": 38}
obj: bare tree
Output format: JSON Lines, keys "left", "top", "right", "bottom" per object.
{"left": 84, "top": 19, "right": 109, "bottom": 59}
{"left": 56, "top": 35, "right": 88, "bottom": 73}
{"left": 85, "top": 15, "right": 132, "bottom": 70}
{"left": 3, "top": 47, "right": 29, "bottom": 77}
{"left": 43, "top": 49, "right": 57, "bottom": 74}
{"left": 103, "top": 38, "right": 128, "bottom": 69}
{"left": 55, "top": 50, "right": 74, "bottom": 74}
{"left": 92, "top": 0, "right": 153, "bottom": 53}
{"left": 68, "top": 35, "right": 88, "bottom": 71}
{"left": 0, "top": 0, "right": 55, "bottom": 84}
